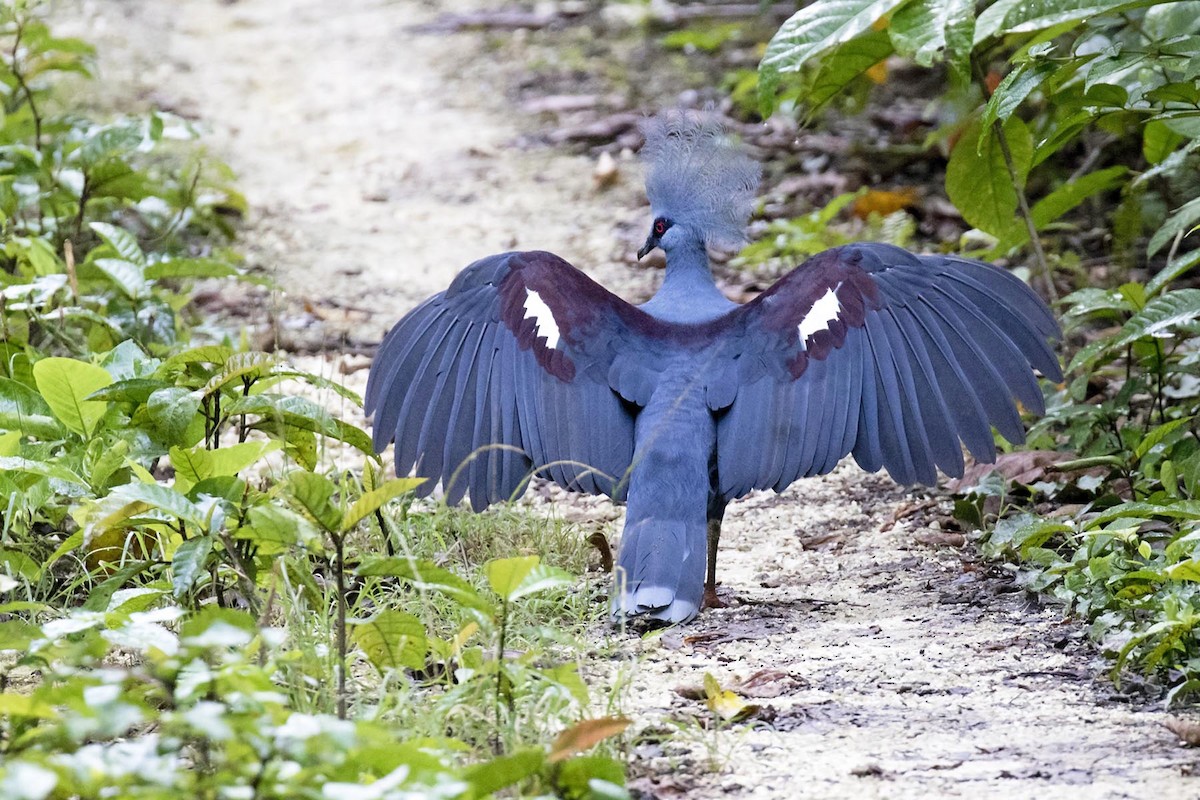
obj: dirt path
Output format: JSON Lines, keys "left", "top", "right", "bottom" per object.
{"left": 70, "top": 1, "right": 1197, "bottom": 796}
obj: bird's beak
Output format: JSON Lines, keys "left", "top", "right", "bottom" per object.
{"left": 637, "top": 236, "right": 658, "bottom": 260}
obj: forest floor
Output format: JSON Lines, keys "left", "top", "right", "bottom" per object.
{"left": 65, "top": 0, "right": 1200, "bottom": 797}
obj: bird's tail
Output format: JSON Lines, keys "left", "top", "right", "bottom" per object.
{"left": 614, "top": 517, "right": 706, "bottom": 623}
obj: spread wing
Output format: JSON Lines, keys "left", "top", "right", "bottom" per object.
{"left": 713, "top": 243, "right": 1062, "bottom": 499}
{"left": 365, "top": 250, "right": 645, "bottom": 510}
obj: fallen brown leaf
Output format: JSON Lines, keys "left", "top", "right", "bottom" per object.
{"left": 1164, "top": 717, "right": 1200, "bottom": 746}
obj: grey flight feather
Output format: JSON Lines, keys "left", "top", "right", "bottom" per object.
{"left": 640, "top": 110, "right": 761, "bottom": 249}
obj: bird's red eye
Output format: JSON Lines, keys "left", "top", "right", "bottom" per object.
{"left": 654, "top": 219, "right": 666, "bottom": 236}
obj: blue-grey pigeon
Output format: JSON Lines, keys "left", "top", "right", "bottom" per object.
{"left": 365, "top": 110, "right": 1062, "bottom": 623}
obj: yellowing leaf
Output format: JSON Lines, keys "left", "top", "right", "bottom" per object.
{"left": 548, "top": 717, "right": 631, "bottom": 763}
{"left": 851, "top": 187, "right": 917, "bottom": 219}
{"left": 703, "top": 673, "right": 761, "bottom": 722}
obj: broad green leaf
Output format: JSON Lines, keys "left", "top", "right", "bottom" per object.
{"left": 199, "top": 351, "right": 278, "bottom": 397}
{"left": 463, "top": 749, "right": 545, "bottom": 799}
{"left": 351, "top": 610, "right": 427, "bottom": 672}
{"left": 975, "top": 0, "right": 1175, "bottom": 44}
{"left": 806, "top": 30, "right": 894, "bottom": 113}
{"left": 90, "top": 482, "right": 206, "bottom": 538}
{"left": 889, "top": 0, "right": 974, "bottom": 75}
{"left": 0, "top": 431, "right": 17, "bottom": 457}
{"left": 172, "top": 536, "right": 213, "bottom": 597}
{"left": 507, "top": 563, "right": 575, "bottom": 601}
{"left": 486, "top": 555, "right": 540, "bottom": 601}
{"left": 980, "top": 62, "right": 1057, "bottom": 135}
{"left": 341, "top": 478, "right": 425, "bottom": 531}
{"left": 32, "top": 357, "right": 113, "bottom": 437}
{"left": 1134, "top": 417, "right": 1195, "bottom": 461}
{"left": 171, "top": 440, "right": 281, "bottom": 493}
{"left": 89, "top": 221, "right": 146, "bottom": 265}
{"left": 161, "top": 345, "right": 235, "bottom": 373}
{"left": 147, "top": 387, "right": 202, "bottom": 443}
{"left": 76, "top": 123, "right": 141, "bottom": 167}
{"left": 287, "top": 471, "right": 343, "bottom": 532}
{"left": 1143, "top": 119, "right": 1186, "bottom": 165}
{"left": 0, "top": 457, "right": 88, "bottom": 488}
{"left": 1088, "top": 500, "right": 1200, "bottom": 527}
{"left": 93, "top": 258, "right": 149, "bottom": 300}
{"left": 1109, "top": 289, "right": 1200, "bottom": 350}
{"left": 145, "top": 258, "right": 239, "bottom": 280}
{"left": 1167, "top": 560, "right": 1200, "bottom": 582}
{"left": 1148, "top": 196, "right": 1200, "bottom": 258}
{"left": 945, "top": 116, "right": 1031, "bottom": 240}
{"left": 762, "top": 0, "right": 910, "bottom": 73}
{"left": 236, "top": 504, "right": 320, "bottom": 553}
{"left": 1030, "top": 167, "right": 1127, "bottom": 230}
{"left": 233, "top": 393, "right": 374, "bottom": 455}
{"left": 0, "top": 377, "right": 63, "bottom": 439}
{"left": 0, "top": 693, "right": 58, "bottom": 719}
{"left": 357, "top": 556, "right": 492, "bottom": 612}
{"left": 1146, "top": 250, "right": 1200, "bottom": 298}
{"left": 87, "top": 378, "right": 173, "bottom": 404}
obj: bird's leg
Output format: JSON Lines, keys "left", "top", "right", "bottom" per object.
{"left": 703, "top": 496, "right": 727, "bottom": 610}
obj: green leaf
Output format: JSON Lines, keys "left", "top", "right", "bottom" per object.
{"left": 32, "top": 357, "right": 114, "bottom": 437}
{"left": 171, "top": 440, "right": 281, "bottom": 493}
{"left": 806, "top": 30, "right": 895, "bottom": 113}
{"left": 1088, "top": 501, "right": 1200, "bottom": 527}
{"left": 145, "top": 257, "right": 239, "bottom": 280}
{"left": 1144, "top": 119, "right": 1186, "bottom": 165}
{"left": 945, "top": 116, "right": 1032, "bottom": 240}
{"left": 199, "top": 351, "right": 278, "bottom": 397}
{"left": 508, "top": 562, "right": 575, "bottom": 601}
{"left": 1109, "top": 289, "right": 1200, "bottom": 350}
{"left": 1134, "top": 418, "right": 1195, "bottom": 461}
{"left": 232, "top": 393, "right": 374, "bottom": 455}
{"left": 762, "top": 0, "right": 910, "bottom": 74}
{"left": 92, "top": 258, "right": 149, "bottom": 300}
{"left": 172, "top": 537, "right": 213, "bottom": 597}
{"left": 0, "top": 376, "right": 63, "bottom": 439}
{"left": 975, "top": 0, "right": 1171, "bottom": 43}
{"left": 1146, "top": 250, "right": 1200, "bottom": 298}
{"left": 485, "top": 555, "right": 541, "bottom": 601}
{"left": 91, "top": 482, "right": 206, "bottom": 537}
{"left": 351, "top": 610, "right": 428, "bottom": 672}
{"left": 341, "top": 478, "right": 425, "bottom": 531}
{"left": 147, "top": 387, "right": 202, "bottom": 443}
{"left": 89, "top": 221, "right": 146, "bottom": 265}
{"left": 76, "top": 124, "right": 142, "bottom": 167}
{"left": 357, "top": 556, "right": 493, "bottom": 612}
{"left": 0, "top": 457, "right": 88, "bottom": 488}
{"left": 286, "top": 471, "right": 343, "bottom": 532}
{"left": 889, "top": 0, "right": 974, "bottom": 74}
{"left": 980, "top": 62, "right": 1057, "bottom": 134}
{"left": 1029, "top": 167, "right": 1127, "bottom": 230}
{"left": 1148, "top": 196, "right": 1200, "bottom": 258}
{"left": 463, "top": 749, "right": 545, "bottom": 799}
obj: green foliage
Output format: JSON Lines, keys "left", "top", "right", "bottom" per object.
{"left": 0, "top": 3, "right": 632, "bottom": 795}
{"left": 760, "top": 0, "right": 1200, "bottom": 699}
{"left": 758, "top": 0, "right": 1200, "bottom": 271}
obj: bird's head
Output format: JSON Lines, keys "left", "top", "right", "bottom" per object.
{"left": 638, "top": 109, "right": 761, "bottom": 260}
{"left": 637, "top": 215, "right": 684, "bottom": 259}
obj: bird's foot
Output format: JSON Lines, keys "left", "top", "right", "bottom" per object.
{"left": 701, "top": 585, "right": 727, "bottom": 610}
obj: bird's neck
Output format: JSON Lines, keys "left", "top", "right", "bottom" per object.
{"left": 642, "top": 238, "right": 733, "bottom": 322}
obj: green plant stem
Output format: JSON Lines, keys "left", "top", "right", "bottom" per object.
{"left": 334, "top": 532, "right": 347, "bottom": 720}
{"left": 494, "top": 597, "right": 508, "bottom": 747}
{"left": 991, "top": 118, "right": 1057, "bottom": 302}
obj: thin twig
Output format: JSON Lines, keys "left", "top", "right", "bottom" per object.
{"left": 992, "top": 119, "right": 1058, "bottom": 301}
